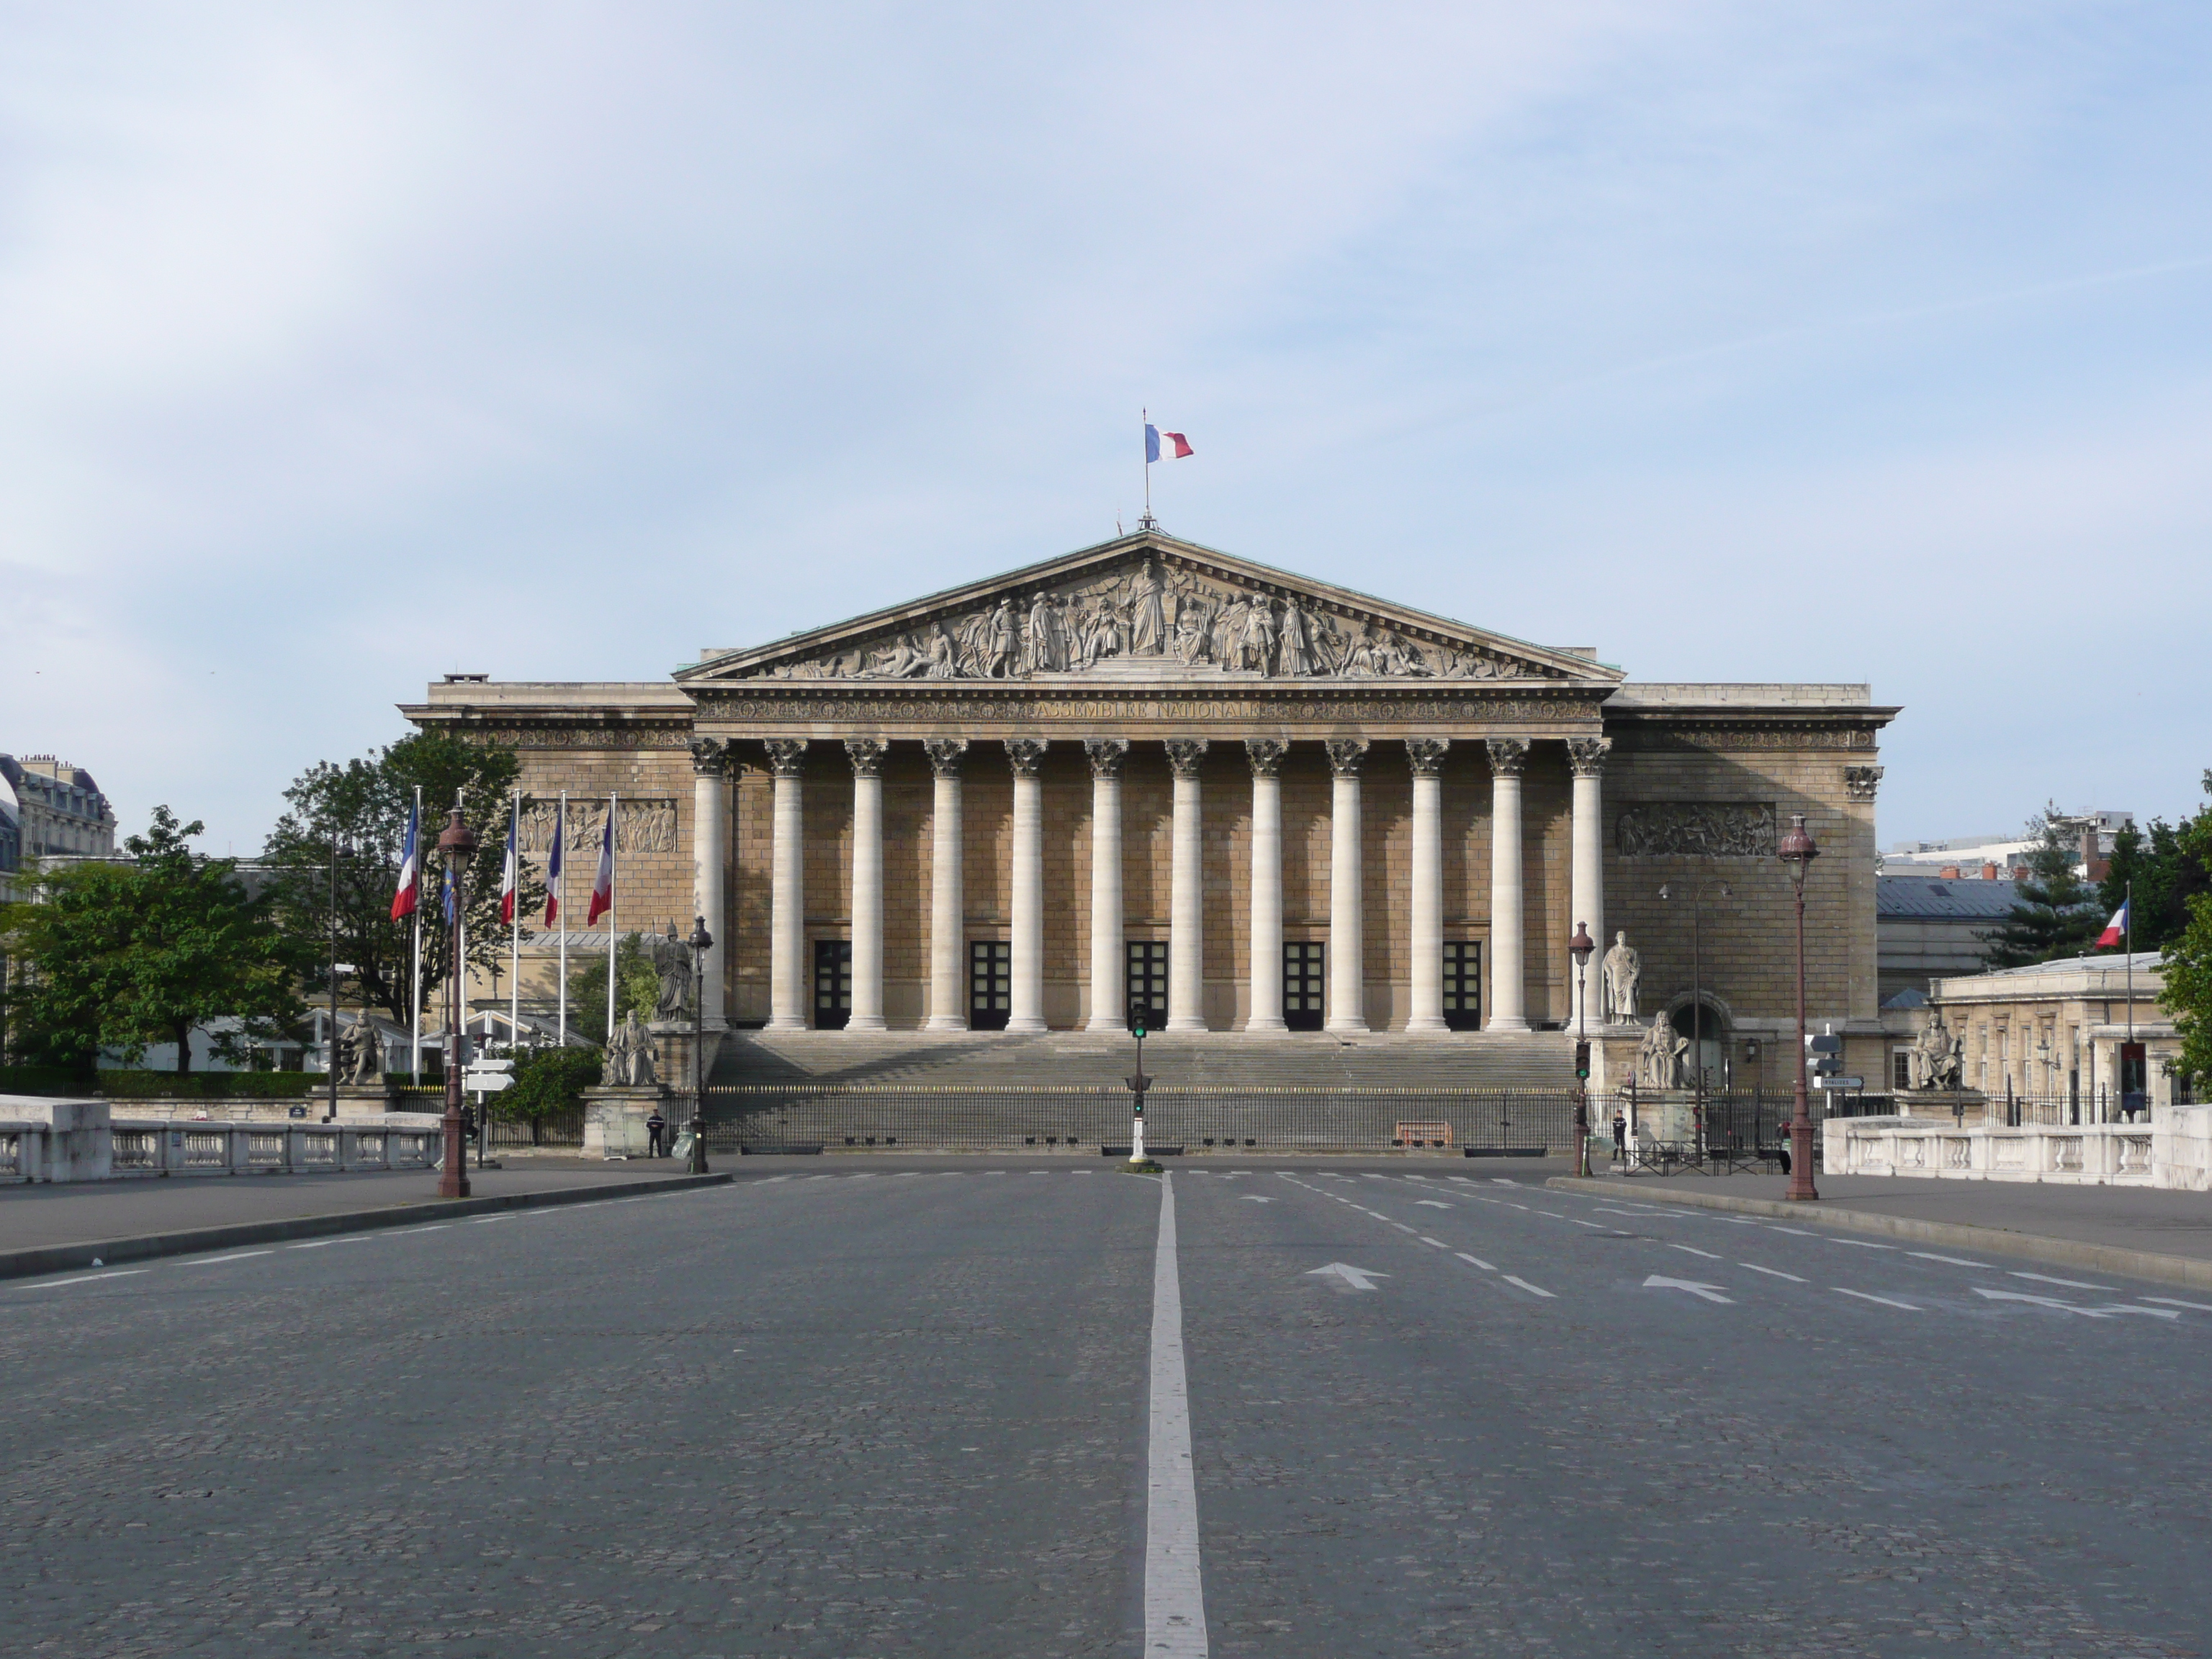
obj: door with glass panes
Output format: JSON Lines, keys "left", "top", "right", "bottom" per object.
{"left": 1283, "top": 942, "right": 1325, "bottom": 1031}
{"left": 1125, "top": 941, "right": 1169, "bottom": 1031}
{"left": 968, "top": 940, "right": 1010, "bottom": 1030}
{"left": 1442, "top": 941, "right": 1481, "bottom": 1031}
{"left": 813, "top": 939, "right": 852, "bottom": 1030}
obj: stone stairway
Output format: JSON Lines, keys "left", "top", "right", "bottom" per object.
{"left": 709, "top": 1028, "right": 1577, "bottom": 1091}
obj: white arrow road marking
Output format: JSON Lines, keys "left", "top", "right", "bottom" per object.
{"left": 1416, "top": 1200, "right": 1452, "bottom": 1208}
{"left": 2144, "top": 1296, "right": 2212, "bottom": 1313}
{"left": 2087, "top": 1305, "right": 2180, "bottom": 1320}
{"left": 1502, "top": 1275, "right": 1555, "bottom": 1299}
{"left": 2012, "top": 1272, "right": 2113, "bottom": 1290}
{"left": 1976, "top": 1287, "right": 2101, "bottom": 1315}
{"left": 1740, "top": 1262, "right": 1807, "bottom": 1282}
{"left": 1668, "top": 1244, "right": 1723, "bottom": 1260}
{"left": 1306, "top": 1262, "right": 1390, "bottom": 1292}
{"left": 1834, "top": 1289, "right": 1920, "bottom": 1310}
{"left": 1907, "top": 1251, "right": 1987, "bottom": 1267}
{"left": 1238, "top": 1195, "right": 1276, "bottom": 1203}
{"left": 1644, "top": 1274, "right": 1733, "bottom": 1304}
{"left": 1455, "top": 1252, "right": 1496, "bottom": 1271}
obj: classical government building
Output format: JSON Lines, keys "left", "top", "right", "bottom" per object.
{"left": 407, "top": 531, "right": 1897, "bottom": 1084}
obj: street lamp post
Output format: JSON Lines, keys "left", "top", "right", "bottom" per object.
{"left": 1779, "top": 812, "right": 1820, "bottom": 1202}
{"left": 437, "top": 805, "right": 478, "bottom": 1200}
{"left": 325, "top": 833, "right": 351, "bottom": 1123}
{"left": 688, "top": 914, "right": 713, "bottom": 1175}
{"left": 1570, "top": 921, "right": 1595, "bottom": 1177}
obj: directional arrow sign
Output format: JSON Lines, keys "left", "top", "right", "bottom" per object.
{"left": 1642, "top": 1274, "right": 1733, "bottom": 1304}
{"left": 1973, "top": 1287, "right": 2176, "bottom": 1320}
{"left": 1306, "top": 1262, "right": 1389, "bottom": 1292}
{"left": 463, "top": 1071, "right": 514, "bottom": 1094}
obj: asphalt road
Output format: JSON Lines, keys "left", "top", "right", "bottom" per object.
{"left": 4, "top": 1160, "right": 2206, "bottom": 1657}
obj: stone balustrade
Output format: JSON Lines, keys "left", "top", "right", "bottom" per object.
{"left": 1824, "top": 1115, "right": 2160, "bottom": 1186}
{"left": 0, "top": 1096, "right": 445, "bottom": 1184}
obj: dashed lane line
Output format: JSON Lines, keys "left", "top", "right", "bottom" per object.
{"left": 2013, "top": 1272, "right": 2115, "bottom": 1291}
{"left": 177, "top": 1251, "right": 276, "bottom": 1267}
{"left": 1456, "top": 1252, "right": 1496, "bottom": 1271}
{"left": 1829, "top": 1238, "right": 1897, "bottom": 1250}
{"left": 1668, "top": 1244, "right": 1723, "bottom": 1260}
{"left": 1740, "top": 1262, "right": 1807, "bottom": 1282}
{"left": 1503, "top": 1275, "right": 1555, "bottom": 1299}
{"left": 1908, "top": 1251, "right": 1989, "bottom": 1267}
{"left": 2144, "top": 1296, "right": 2212, "bottom": 1313}
{"left": 1835, "top": 1289, "right": 1920, "bottom": 1311}
{"left": 24, "top": 1270, "right": 149, "bottom": 1289}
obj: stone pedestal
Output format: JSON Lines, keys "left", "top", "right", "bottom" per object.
{"left": 1895, "top": 1089, "right": 1987, "bottom": 1125}
{"left": 583, "top": 1086, "right": 668, "bottom": 1158}
{"left": 649, "top": 1022, "right": 724, "bottom": 1098}
{"left": 331, "top": 1084, "right": 397, "bottom": 1118}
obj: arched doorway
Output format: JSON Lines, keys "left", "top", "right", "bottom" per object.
{"left": 1667, "top": 997, "right": 1732, "bottom": 1092}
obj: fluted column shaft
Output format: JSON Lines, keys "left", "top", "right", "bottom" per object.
{"left": 1244, "top": 741, "right": 1289, "bottom": 1033}
{"left": 1007, "top": 739, "right": 1048, "bottom": 1033}
{"left": 924, "top": 740, "right": 968, "bottom": 1031}
{"left": 1326, "top": 739, "right": 1369, "bottom": 1034}
{"left": 846, "top": 740, "right": 887, "bottom": 1031}
{"left": 1406, "top": 739, "right": 1450, "bottom": 1033}
{"left": 765, "top": 740, "right": 809, "bottom": 1031}
{"left": 1568, "top": 737, "right": 1610, "bottom": 1030}
{"left": 1165, "top": 739, "right": 1209, "bottom": 1033}
{"left": 1085, "top": 739, "right": 1129, "bottom": 1031}
{"left": 1487, "top": 738, "right": 1529, "bottom": 1032}
{"left": 688, "top": 739, "right": 729, "bottom": 1029}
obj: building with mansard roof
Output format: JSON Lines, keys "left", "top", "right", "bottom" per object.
{"left": 405, "top": 529, "right": 1897, "bottom": 1086}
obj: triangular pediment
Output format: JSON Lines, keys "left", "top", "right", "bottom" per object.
{"left": 676, "top": 531, "right": 1620, "bottom": 688}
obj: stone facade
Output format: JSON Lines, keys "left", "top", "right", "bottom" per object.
{"left": 405, "top": 531, "right": 1896, "bottom": 1056}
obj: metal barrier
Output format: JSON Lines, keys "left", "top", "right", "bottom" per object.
{"left": 687, "top": 1086, "right": 1580, "bottom": 1155}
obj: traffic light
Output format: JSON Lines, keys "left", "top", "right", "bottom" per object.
{"left": 1573, "top": 1040, "right": 1591, "bottom": 1080}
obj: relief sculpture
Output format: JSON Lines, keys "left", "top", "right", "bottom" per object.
{"left": 518, "top": 797, "right": 679, "bottom": 855}
{"left": 1615, "top": 802, "right": 1778, "bottom": 858}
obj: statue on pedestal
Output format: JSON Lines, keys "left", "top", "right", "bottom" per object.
{"left": 1601, "top": 931, "right": 1641, "bottom": 1023}
{"left": 1910, "top": 1015, "right": 1963, "bottom": 1092}
{"left": 605, "top": 1012, "right": 659, "bottom": 1088}
{"left": 341, "top": 1020, "right": 382, "bottom": 1087}
{"left": 643, "top": 922, "right": 693, "bottom": 1022}
{"left": 1637, "top": 1010, "right": 1688, "bottom": 1091}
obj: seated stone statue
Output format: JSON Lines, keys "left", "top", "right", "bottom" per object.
{"left": 1637, "top": 1010, "right": 1688, "bottom": 1091}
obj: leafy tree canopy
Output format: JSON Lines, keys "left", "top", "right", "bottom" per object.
{"left": 1, "top": 807, "right": 304, "bottom": 1072}
{"left": 264, "top": 732, "right": 540, "bottom": 1028}
{"left": 1979, "top": 807, "right": 2100, "bottom": 969}
{"left": 567, "top": 933, "right": 660, "bottom": 1046}
{"left": 495, "top": 1045, "right": 603, "bottom": 1123}
{"left": 2154, "top": 771, "right": 2212, "bottom": 1090}
{"left": 2099, "top": 805, "right": 2211, "bottom": 956}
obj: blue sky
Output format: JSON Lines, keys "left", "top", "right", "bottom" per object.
{"left": 4, "top": 2, "right": 2208, "bottom": 854}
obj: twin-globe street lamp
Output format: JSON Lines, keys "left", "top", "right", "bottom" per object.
{"left": 1569, "top": 921, "right": 1595, "bottom": 1176}
{"left": 436, "top": 806, "right": 477, "bottom": 1200}
{"left": 1779, "top": 812, "right": 1821, "bottom": 1202}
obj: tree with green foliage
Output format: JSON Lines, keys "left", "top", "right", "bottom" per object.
{"left": 2099, "top": 808, "right": 2211, "bottom": 956}
{"left": 0, "top": 807, "right": 305, "bottom": 1072}
{"left": 263, "top": 732, "right": 539, "bottom": 1030}
{"left": 2154, "top": 772, "right": 2212, "bottom": 1094}
{"left": 567, "top": 932, "right": 661, "bottom": 1045}
{"left": 1979, "top": 809, "right": 2101, "bottom": 969}
{"left": 495, "top": 1045, "right": 603, "bottom": 1137}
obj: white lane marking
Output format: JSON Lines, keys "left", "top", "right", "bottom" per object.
{"left": 26, "top": 1269, "right": 150, "bottom": 1289}
{"left": 1238, "top": 1195, "right": 1276, "bottom": 1203}
{"left": 1568, "top": 1218, "right": 1606, "bottom": 1228}
{"left": 1908, "top": 1251, "right": 1989, "bottom": 1267}
{"left": 1491, "top": 1179, "right": 1517, "bottom": 1186}
{"left": 1668, "top": 1244, "right": 1723, "bottom": 1260}
{"left": 1306, "top": 1262, "right": 1389, "bottom": 1292}
{"left": 1146, "top": 1173, "right": 1209, "bottom": 1658}
{"left": 757, "top": 1174, "right": 792, "bottom": 1182}
{"left": 2012, "top": 1272, "right": 2113, "bottom": 1290}
{"left": 1770, "top": 1226, "right": 1815, "bottom": 1236}
{"left": 1828, "top": 1238, "right": 1896, "bottom": 1250}
{"left": 178, "top": 1251, "right": 276, "bottom": 1267}
{"left": 2143, "top": 1296, "right": 2212, "bottom": 1313}
{"left": 468, "top": 1215, "right": 512, "bottom": 1224}
{"left": 2091, "top": 1305, "right": 2181, "bottom": 1320}
{"left": 385, "top": 1225, "right": 451, "bottom": 1236}
{"left": 1975, "top": 1287, "right": 2074, "bottom": 1311}
{"left": 1711, "top": 1217, "right": 1763, "bottom": 1226}
{"left": 1455, "top": 1252, "right": 1496, "bottom": 1271}
{"left": 1644, "top": 1274, "right": 1732, "bottom": 1304}
{"left": 1835, "top": 1289, "right": 1920, "bottom": 1311}
{"left": 1740, "top": 1262, "right": 1807, "bottom": 1282}
{"left": 288, "top": 1236, "right": 374, "bottom": 1249}
{"left": 1391, "top": 1223, "right": 1417, "bottom": 1233}
{"left": 1420, "top": 1237, "right": 1449, "bottom": 1249}
{"left": 1502, "top": 1275, "right": 1555, "bottom": 1299}
{"left": 1073, "top": 1170, "right": 1095, "bottom": 1176}
{"left": 1416, "top": 1200, "right": 1452, "bottom": 1208}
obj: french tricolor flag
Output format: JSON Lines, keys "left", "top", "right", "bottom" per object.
{"left": 390, "top": 802, "right": 421, "bottom": 920}
{"left": 1145, "top": 423, "right": 1193, "bottom": 462}
{"left": 544, "top": 798, "right": 564, "bottom": 927}
{"left": 498, "top": 802, "right": 519, "bottom": 925}
{"left": 586, "top": 806, "right": 615, "bottom": 925}
{"left": 2097, "top": 899, "right": 2128, "bottom": 949}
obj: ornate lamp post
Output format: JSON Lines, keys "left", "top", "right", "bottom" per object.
{"left": 687, "top": 914, "right": 713, "bottom": 1175}
{"left": 436, "top": 805, "right": 478, "bottom": 1200}
{"left": 1778, "top": 812, "right": 1820, "bottom": 1201}
{"left": 1569, "top": 921, "right": 1595, "bottom": 1176}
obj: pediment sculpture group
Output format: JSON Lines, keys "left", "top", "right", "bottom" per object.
{"left": 747, "top": 557, "right": 1545, "bottom": 683}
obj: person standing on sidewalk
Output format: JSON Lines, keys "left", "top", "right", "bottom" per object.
{"left": 646, "top": 1107, "right": 667, "bottom": 1159}
{"left": 1611, "top": 1107, "right": 1627, "bottom": 1167}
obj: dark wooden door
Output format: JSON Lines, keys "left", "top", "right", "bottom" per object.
{"left": 1284, "top": 942, "right": 1325, "bottom": 1031}
{"left": 969, "top": 940, "right": 1011, "bottom": 1030}
{"left": 1442, "top": 941, "right": 1481, "bottom": 1032}
{"left": 1125, "top": 941, "right": 1169, "bottom": 1033}
{"left": 813, "top": 939, "right": 852, "bottom": 1030}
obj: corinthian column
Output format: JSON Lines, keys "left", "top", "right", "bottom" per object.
{"left": 922, "top": 739, "right": 968, "bottom": 1031}
{"left": 1006, "top": 738, "right": 1049, "bottom": 1033}
{"left": 845, "top": 739, "right": 887, "bottom": 1032}
{"left": 1325, "top": 739, "right": 1370, "bottom": 1034}
{"left": 1568, "top": 736, "right": 1610, "bottom": 1030}
{"left": 1084, "top": 739, "right": 1129, "bottom": 1031}
{"left": 1485, "top": 737, "right": 1529, "bottom": 1033}
{"left": 1164, "top": 739, "right": 1210, "bottom": 1032}
{"left": 1244, "top": 740, "right": 1290, "bottom": 1033}
{"left": 688, "top": 739, "right": 730, "bottom": 1030}
{"left": 1406, "top": 738, "right": 1451, "bottom": 1033}
{"left": 764, "top": 739, "right": 809, "bottom": 1031}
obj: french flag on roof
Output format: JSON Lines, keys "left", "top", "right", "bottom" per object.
{"left": 586, "top": 806, "right": 615, "bottom": 925}
{"left": 390, "top": 802, "right": 421, "bottom": 921}
{"left": 2097, "top": 899, "right": 2128, "bottom": 949}
{"left": 1145, "top": 423, "right": 1192, "bottom": 462}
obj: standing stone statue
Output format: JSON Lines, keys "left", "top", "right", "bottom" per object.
{"left": 986, "top": 599, "right": 1020, "bottom": 678}
{"left": 1637, "top": 1010, "right": 1688, "bottom": 1091}
{"left": 1241, "top": 594, "right": 1277, "bottom": 673}
{"left": 1129, "top": 559, "right": 1168, "bottom": 656}
{"left": 1279, "top": 596, "right": 1313, "bottom": 675}
{"left": 1601, "top": 931, "right": 1641, "bottom": 1023}
{"left": 343, "top": 1020, "right": 383, "bottom": 1086}
{"left": 644, "top": 922, "right": 693, "bottom": 1023}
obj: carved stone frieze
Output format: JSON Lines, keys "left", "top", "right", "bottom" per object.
{"left": 1611, "top": 724, "right": 1881, "bottom": 752}
{"left": 1244, "top": 739, "right": 1290, "bottom": 777}
{"left": 1404, "top": 737, "right": 1450, "bottom": 777}
{"left": 459, "top": 724, "right": 692, "bottom": 751}
{"left": 1326, "top": 738, "right": 1371, "bottom": 776}
{"left": 1485, "top": 737, "right": 1529, "bottom": 777}
{"left": 845, "top": 738, "right": 886, "bottom": 777}
{"left": 517, "top": 798, "right": 678, "bottom": 855}
{"left": 691, "top": 686, "right": 1604, "bottom": 730}
{"left": 763, "top": 739, "right": 809, "bottom": 778}
{"left": 923, "top": 738, "right": 968, "bottom": 776}
{"left": 1084, "top": 737, "right": 1130, "bottom": 777}
{"left": 1617, "top": 801, "right": 1778, "bottom": 858}
{"left": 1844, "top": 764, "right": 1884, "bottom": 801}
{"left": 1566, "top": 736, "right": 1611, "bottom": 778}
{"left": 1004, "top": 737, "right": 1049, "bottom": 777}
{"left": 1164, "top": 738, "right": 1210, "bottom": 779}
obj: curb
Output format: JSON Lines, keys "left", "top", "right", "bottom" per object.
{"left": 1544, "top": 1177, "right": 2212, "bottom": 1294}
{"left": 0, "top": 1172, "right": 734, "bottom": 1284}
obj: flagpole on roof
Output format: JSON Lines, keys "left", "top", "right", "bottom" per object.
{"left": 607, "top": 791, "right": 619, "bottom": 1046}
{"left": 509, "top": 789, "right": 520, "bottom": 1058}
{"left": 1141, "top": 408, "right": 1152, "bottom": 530}
{"left": 410, "top": 784, "right": 423, "bottom": 1085}
{"left": 557, "top": 791, "right": 568, "bottom": 1051}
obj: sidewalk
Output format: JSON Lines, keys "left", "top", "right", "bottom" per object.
{"left": 1557, "top": 1169, "right": 2212, "bottom": 1290}
{"left": 0, "top": 1160, "right": 698, "bottom": 1259}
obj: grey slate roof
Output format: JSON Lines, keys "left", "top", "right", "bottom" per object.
{"left": 1876, "top": 876, "right": 2020, "bottom": 920}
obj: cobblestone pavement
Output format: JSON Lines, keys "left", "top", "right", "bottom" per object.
{"left": 2, "top": 1161, "right": 2206, "bottom": 1656}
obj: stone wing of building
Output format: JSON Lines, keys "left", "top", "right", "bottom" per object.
{"left": 678, "top": 532, "right": 1619, "bottom": 688}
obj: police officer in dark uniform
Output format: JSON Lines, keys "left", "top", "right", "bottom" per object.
{"left": 646, "top": 1107, "right": 667, "bottom": 1159}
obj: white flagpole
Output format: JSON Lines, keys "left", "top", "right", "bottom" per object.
{"left": 509, "top": 789, "right": 521, "bottom": 1055}
{"left": 606, "top": 791, "right": 619, "bottom": 1045}
{"left": 557, "top": 790, "right": 569, "bottom": 1049}
{"left": 1142, "top": 406, "right": 1151, "bottom": 526}
{"left": 410, "top": 784, "right": 423, "bottom": 1084}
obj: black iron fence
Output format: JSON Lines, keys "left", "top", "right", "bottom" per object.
{"left": 685, "top": 1086, "right": 1582, "bottom": 1156}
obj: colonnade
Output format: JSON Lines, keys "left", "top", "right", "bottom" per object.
{"left": 698, "top": 734, "right": 1610, "bottom": 1035}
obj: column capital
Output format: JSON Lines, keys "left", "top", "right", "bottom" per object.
{"left": 688, "top": 736, "right": 730, "bottom": 776}
{"left": 1404, "top": 737, "right": 1450, "bottom": 778}
{"left": 1845, "top": 764, "right": 1884, "bottom": 801}
{"left": 1244, "top": 738, "right": 1290, "bottom": 777}
{"left": 1485, "top": 737, "right": 1529, "bottom": 777}
{"left": 1325, "top": 737, "right": 1370, "bottom": 777}
{"left": 845, "top": 737, "right": 887, "bottom": 778}
{"left": 1566, "top": 735, "right": 1612, "bottom": 778}
{"left": 1005, "top": 737, "right": 1049, "bottom": 778}
{"left": 1164, "top": 737, "right": 1210, "bottom": 780}
{"left": 764, "top": 738, "right": 809, "bottom": 778}
{"left": 1083, "top": 737, "right": 1130, "bottom": 778}
{"left": 924, "top": 737, "right": 969, "bottom": 777}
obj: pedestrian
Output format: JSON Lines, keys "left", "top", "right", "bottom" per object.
{"left": 1776, "top": 1135, "right": 1792, "bottom": 1177}
{"left": 646, "top": 1108, "right": 667, "bottom": 1159}
{"left": 1611, "top": 1107, "right": 1627, "bottom": 1166}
